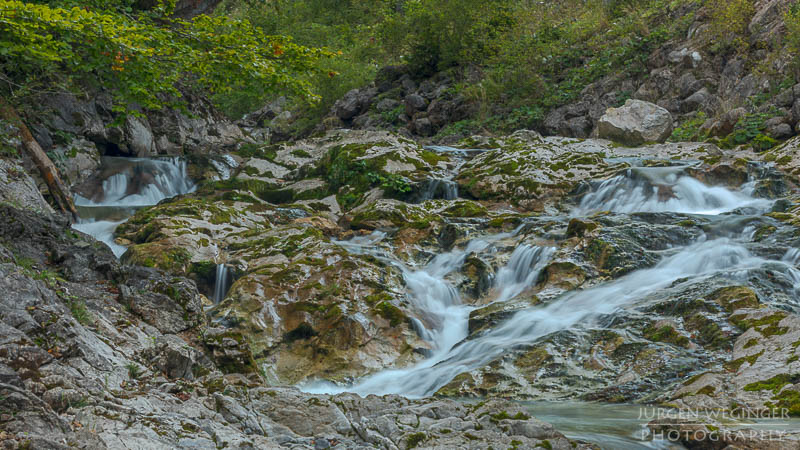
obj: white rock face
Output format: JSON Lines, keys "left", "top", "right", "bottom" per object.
{"left": 0, "top": 159, "right": 54, "bottom": 215}
{"left": 597, "top": 99, "right": 673, "bottom": 145}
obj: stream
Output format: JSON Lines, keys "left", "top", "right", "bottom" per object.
{"left": 70, "top": 152, "right": 800, "bottom": 449}
{"left": 301, "top": 158, "right": 799, "bottom": 447}
{"left": 72, "top": 157, "right": 195, "bottom": 257}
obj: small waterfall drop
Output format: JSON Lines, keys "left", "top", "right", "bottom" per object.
{"left": 783, "top": 248, "right": 800, "bottom": 292}
{"left": 72, "top": 157, "right": 195, "bottom": 257}
{"left": 416, "top": 178, "right": 459, "bottom": 202}
{"left": 303, "top": 233, "right": 555, "bottom": 397}
{"left": 493, "top": 245, "right": 555, "bottom": 303}
{"left": 577, "top": 166, "right": 771, "bottom": 215}
{"left": 784, "top": 248, "right": 800, "bottom": 265}
{"left": 213, "top": 264, "right": 232, "bottom": 303}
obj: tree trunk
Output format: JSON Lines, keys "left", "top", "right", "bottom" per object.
{"left": 0, "top": 96, "right": 78, "bottom": 220}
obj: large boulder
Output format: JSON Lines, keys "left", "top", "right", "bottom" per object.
{"left": 597, "top": 99, "right": 674, "bottom": 145}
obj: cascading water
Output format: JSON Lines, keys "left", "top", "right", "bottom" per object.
{"left": 72, "top": 157, "right": 195, "bottom": 257}
{"left": 213, "top": 264, "right": 232, "bottom": 303}
{"left": 412, "top": 145, "right": 484, "bottom": 203}
{"left": 416, "top": 178, "right": 459, "bottom": 202}
{"left": 577, "top": 166, "right": 771, "bottom": 215}
{"left": 304, "top": 232, "right": 555, "bottom": 397}
{"left": 303, "top": 167, "right": 795, "bottom": 399}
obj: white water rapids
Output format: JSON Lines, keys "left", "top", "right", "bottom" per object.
{"left": 577, "top": 166, "right": 771, "bottom": 215}
{"left": 302, "top": 166, "right": 797, "bottom": 398}
{"left": 72, "top": 157, "right": 195, "bottom": 257}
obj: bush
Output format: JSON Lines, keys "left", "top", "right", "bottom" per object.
{"left": 706, "top": 0, "right": 755, "bottom": 54}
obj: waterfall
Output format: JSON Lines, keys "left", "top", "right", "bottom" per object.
{"left": 303, "top": 234, "right": 555, "bottom": 397}
{"left": 72, "top": 157, "right": 195, "bottom": 257}
{"left": 74, "top": 157, "right": 195, "bottom": 207}
{"left": 784, "top": 248, "right": 800, "bottom": 265}
{"left": 301, "top": 168, "right": 793, "bottom": 399}
{"left": 316, "top": 237, "right": 767, "bottom": 398}
{"left": 577, "top": 166, "right": 771, "bottom": 215}
{"left": 783, "top": 248, "right": 800, "bottom": 292}
{"left": 213, "top": 264, "right": 232, "bottom": 303}
{"left": 493, "top": 245, "right": 555, "bottom": 303}
{"left": 416, "top": 178, "right": 459, "bottom": 202}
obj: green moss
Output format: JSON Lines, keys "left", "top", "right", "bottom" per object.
{"left": 236, "top": 143, "right": 279, "bottom": 161}
{"left": 743, "top": 374, "right": 799, "bottom": 393}
{"left": 686, "top": 314, "right": 729, "bottom": 350}
{"left": 566, "top": 218, "right": 597, "bottom": 238}
{"left": 585, "top": 238, "right": 614, "bottom": 270}
{"left": 709, "top": 286, "right": 759, "bottom": 313}
{"left": 291, "top": 149, "right": 312, "bottom": 158}
{"left": 443, "top": 201, "right": 488, "bottom": 218}
{"left": 374, "top": 301, "right": 406, "bottom": 327}
{"left": 743, "top": 338, "right": 760, "bottom": 349}
{"left": 643, "top": 324, "right": 690, "bottom": 348}
{"left": 365, "top": 292, "right": 392, "bottom": 305}
{"left": 406, "top": 432, "right": 426, "bottom": 449}
{"left": 695, "top": 385, "right": 716, "bottom": 396}
{"left": 419, "top": 150, "right": 448, "bottom": 166}
{"left": 731, "top": 312, "right": 788, "bottom": 336}
{"left": 770, "top": 391, "right": 800, "bottom": 417}
{"left": 724, "top": 350, "right": 763, "bottom": 372}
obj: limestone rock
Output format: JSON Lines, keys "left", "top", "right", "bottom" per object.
{"left": 597, "top": 99, "right": 673, "bottom": 145}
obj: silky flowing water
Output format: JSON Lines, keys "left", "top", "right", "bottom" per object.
{"left": 70, "top": 154, "right": 798, "bottom": 448}
{"left": 72, "top": 157, "right": 195, "bottom": 257}
{"left": 521, "top": 401, "right": 800, "bottom": 449}
{"left": 302, "top": 164, "right": 800, "bottom": 448}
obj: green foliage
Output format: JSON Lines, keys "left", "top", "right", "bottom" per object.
{"left": 0, "top": 0, "right": 330, "bottom": 114}
{"left": 670, "top": 112, "right": 708, "bottom": 142}
{"left": 68, "top": 299, "right": 91, "bottom": 325}
{"left": 213, "top": 0, "right": 697, "bottom": 135}
{"left": 215, "top": 0, "right": 381, "bottom": 122}
{"left": 706, "top": 0, "right": 755, "bottom": 54}
{"left": 126, "top": 362, "right": 142, "bottom": 379}
{"left": 718, "top": 112, "right": 779, "bottom": 151}
{"left": 785, "top": 3, "right": 800, "bottom": 77}
{"left": 367, "top": 171, "right": 412, "bottom": 195}
{"left": 376, "top": 0, "right": 516, "bottom": 76}
{"left": 380, "top": 105, "right": 405, "bottom": 124}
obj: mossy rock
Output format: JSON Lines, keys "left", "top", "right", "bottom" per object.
{"left": 643, "top": 324, "right": 690, "bottom": 348}
{"left": 730, "top": 311, "right": 789, "bottom": 337}
{"left": 540, "top": 261, "right": 586, "bottom": 290}
{"left": 123, "top": 244, "right": 192, "bottom": 274}
{"left": 566, "top": 218, "right": 598, "bottom": 238}
{"left": 708, "top": 286, "right": 759, "bottom": 313}
{"left": 442, "top": 201, "right": 488, "bottom": 218}
{"left": 685, "top": 313, "right": 730, "bottom": 350}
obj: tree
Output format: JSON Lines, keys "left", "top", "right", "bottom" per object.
{"left": 0, "top": 0, "right": 331, "bottom": 112}
{"left": 0, "top": 0, "right": 331, "bottom": 216}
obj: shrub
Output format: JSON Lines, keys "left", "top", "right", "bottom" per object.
{"left": 706, "top": 0, "right": 755, "bottom": 54}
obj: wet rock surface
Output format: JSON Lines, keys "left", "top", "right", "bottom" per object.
{"left": 0, "top": 199, "right": 592, "bottom": 449}
{"left": 4, "top": 124, "right": 800, "bottom": 448}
